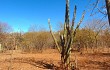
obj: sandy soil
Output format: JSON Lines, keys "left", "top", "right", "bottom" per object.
{"left": 0, "top": 49, "right": 110, "bottom": 70}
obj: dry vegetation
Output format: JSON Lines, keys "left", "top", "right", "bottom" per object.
{"left": 0, "top": 0, "right": 110, "bottom": 70}
{"left": 0, "top": 20, "right": 110, "bottom": 70}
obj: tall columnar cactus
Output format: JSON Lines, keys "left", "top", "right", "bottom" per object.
{"left": 48, "top": 0, "right": 85, "bottom": 69}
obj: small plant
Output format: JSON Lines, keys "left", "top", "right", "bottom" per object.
{"left": 48, "top": 0, "right": 85, "bottom": 69}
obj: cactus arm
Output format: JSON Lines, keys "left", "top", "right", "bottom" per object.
{"left": 64, "top": 6, "right": 77, "bottom": 60}
{"left": 73, "top": 11, "right": 85, "bottom": 38}
{"left": 70, "top": 5, "right": 77, "bottom": 46}
{"left": 48, "top": 19, "right": 61, "bottom": 53}
{"left": 71, "top": 5, "right": 77, "bottom": 31}
{"left": 65, "top": 0, "right": 70, "bottom": 35}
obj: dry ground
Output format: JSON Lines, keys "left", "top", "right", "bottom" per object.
{"left": 0, "top": 49, "right": 110, "bottom": 70}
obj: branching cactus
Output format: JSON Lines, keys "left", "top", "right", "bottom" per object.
{"left": 48, "top": 0, "right": 85, "bottom": 69}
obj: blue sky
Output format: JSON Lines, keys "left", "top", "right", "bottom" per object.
{"left": 0, "top": 0, "right": 106, "bottom": 32}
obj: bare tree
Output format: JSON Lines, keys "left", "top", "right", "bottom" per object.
{"left": 105, "top": 0, "right": 110, "bottom": 25}
{"left": 89, "top": 0, "right": 110, "bottom": 25}
{"left": 0, "top": 22, "right": 12, "bottom": 51}
{"left": 0, "top": 22, "right": 12, "bottom": 33}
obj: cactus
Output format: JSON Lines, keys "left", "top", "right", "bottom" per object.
{"left": 48, "top": 0, "right": 85, "bottom": 69}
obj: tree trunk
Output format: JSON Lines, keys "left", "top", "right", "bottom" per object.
{"left": 105, "top": 0, "right": 110, "bottom": 25}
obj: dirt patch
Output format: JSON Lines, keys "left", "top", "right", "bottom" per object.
{"left": 0, "top": 49, "right": 110, "bottom": 70}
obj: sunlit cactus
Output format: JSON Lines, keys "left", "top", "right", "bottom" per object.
{"left": 48, "top": 0, "right": 85, "bottom": 69}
